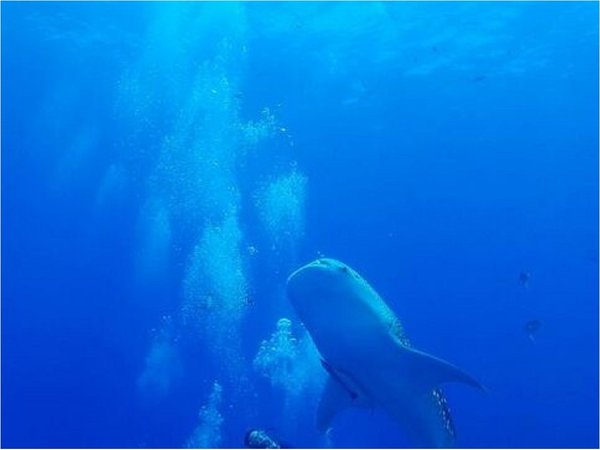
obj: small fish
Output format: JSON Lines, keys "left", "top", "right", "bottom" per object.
{"left": 524, "top": 320, "right": 542, "bottom": 342}
{"left": 519, "top": 271, "right": 531, "bottom": 288}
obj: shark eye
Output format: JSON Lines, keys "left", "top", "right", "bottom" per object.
{"left": 340, "top": 266, "right": 350, "bottom": 274}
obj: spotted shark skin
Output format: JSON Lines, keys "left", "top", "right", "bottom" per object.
{"left": 286, "top": 258, "right": 483, "bottom": 448}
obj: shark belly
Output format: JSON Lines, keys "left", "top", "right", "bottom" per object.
{"left": 301, "top": 309, "right": 392, "bottom": 369}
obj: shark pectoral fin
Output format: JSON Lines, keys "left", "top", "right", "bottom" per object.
{"left": 396, "top": 345, "right": 485, "bottom": 393}
{"left": 316, "top": 375, "right": 355, "bottom": 433}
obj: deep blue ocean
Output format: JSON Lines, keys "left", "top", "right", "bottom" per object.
{"left": 2, "top": 2, "right": 599, "bottom": 448}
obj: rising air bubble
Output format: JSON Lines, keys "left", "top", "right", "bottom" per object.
{"left": 137, "top": 316, "right": 182, "bottom": 402}
{"left": 185, "top": 381, "right": 224, "bottom": 448}
{"left": 253, "top": 318, "right": 323, "bottom": 401}
{"left": 255, "top": 170, "right": 307, "bottom": 255}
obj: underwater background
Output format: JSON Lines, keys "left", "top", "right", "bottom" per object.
{"left": 2, "top": 1, "right": 598, "bottom": 448}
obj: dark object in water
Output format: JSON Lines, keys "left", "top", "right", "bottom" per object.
{"left": 519, "top": 271, "right": 531, "bottom": 287}
{"left": 524, "top": 320, "right": 542, "bottom": 341}
{"left": 244, "top": 429, "right": 282, "bottom": 449}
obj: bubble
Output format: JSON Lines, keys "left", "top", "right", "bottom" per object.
{"left": 137, "top": 317, "right": 182, "bottom": 401}
{"left": 185, "top": 381, "right": 224, "bottom": 448}
{"left": 135, "top": 199, "right": 172, "bottom": 284}
{"left": 242, "top": 107, "right": 277, "bottom": 146}
{"left": 253, "top": 318, "right": 324, "bottom": 401}
{"left": 95, "top": 163, "right": 127, "bottom": 210}
{"left": 255, "top": 170, "right": 308, "bottom": 255}
{"left": 182, "top": 214, "right": 248, "bottom": 323}
{"left": 181, "top": 214, "right": 249, "bottom": 381}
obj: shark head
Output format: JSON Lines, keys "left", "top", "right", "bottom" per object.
{"left": 287, "top": 258, "right": 358, "bottom": 302}
{"left": 286, "top": 257, "right": 393, "bottom": 365}
{"left": 287, "top": 258, "right": 365, "bottom": 323}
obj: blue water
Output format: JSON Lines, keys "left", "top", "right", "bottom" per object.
{"left": 2, "top": 2, "right": 598, "bottom": 448}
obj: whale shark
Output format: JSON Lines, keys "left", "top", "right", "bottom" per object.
{"left": 286, "top": 258, "right": 484, "bottom": 448}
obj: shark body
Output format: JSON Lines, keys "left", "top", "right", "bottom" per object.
{"left": 286, "top": 258, "right": 483, "bottom": 448}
